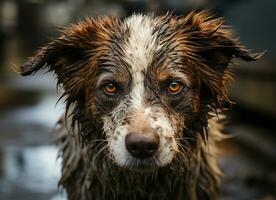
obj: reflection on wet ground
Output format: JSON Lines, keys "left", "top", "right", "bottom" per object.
{"left": 0, "top": 74, "right": 275, "bottom": 200}
{"left": 0, "top": 74, "right": 65, "bottom": 200}
{"left": 219, "top": 142, "right": 276, "bottom": 200}
{"left": 0, "top": 146, "right": 65, "bottom": 200}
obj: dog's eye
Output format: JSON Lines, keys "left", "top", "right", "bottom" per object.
{"left": 103, "top": 83, "right": 117, "bottom": 95}
{"left": 167, "top": 81, "right": 183, "bottom": 94}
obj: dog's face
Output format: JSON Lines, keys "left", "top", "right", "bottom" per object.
{"left": 20, "top": 11, "right": 261, "bottom": 170}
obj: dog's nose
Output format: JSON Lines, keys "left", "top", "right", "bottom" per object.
{"left": 125, "top": 131, "right": 160, "bottom": 159}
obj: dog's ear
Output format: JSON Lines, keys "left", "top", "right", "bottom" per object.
{"left": 183, "top": 11, "right": 264, "bottom": 101}
{"left": 20, "top": 16, "right": 121, "bottom": 108}
{"left": 20, "top": 20, "right": 93, "bottom": 77}
{"left": 20, "top": 16, "right": 118, "bottom": 90}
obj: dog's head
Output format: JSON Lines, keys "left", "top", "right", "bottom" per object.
{"left": 20, "top": 11, "right": 262, "bottom": 170}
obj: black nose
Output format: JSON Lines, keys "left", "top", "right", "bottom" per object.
{"left": 125, "top": 131, "right": 160, "bottom": 159}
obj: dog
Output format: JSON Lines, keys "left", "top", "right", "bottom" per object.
{"left": 20, "top": 11, "right": 262, "bottom": 200}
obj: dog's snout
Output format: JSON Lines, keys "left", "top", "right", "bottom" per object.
{"left": 125, "top": 130, "right": 160, "bottom": 159}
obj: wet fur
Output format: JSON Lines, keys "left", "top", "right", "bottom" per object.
{"left": 20, "top": 11, "right": 262, "bottom": 200}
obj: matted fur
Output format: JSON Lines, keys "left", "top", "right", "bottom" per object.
{"left": 55, "top": 114, "right": 223, "bottom": 200}
{"left": 20, "top": 11, "right": 262, "bottom": 200}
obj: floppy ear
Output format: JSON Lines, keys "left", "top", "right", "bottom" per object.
{"left": 183, "top": 11, "right": 264, "bottom": 102}
{"left": 20, "top": 15, "right": 122, "bottom": 78}
{"left": 20, "top": 18, "right": 99, "bottom": 81}
{"left": 20, "top": 41, "right": 66, "bottom": 76}
{"left": 20, "top": 17, "right": 118, "bottom": 106}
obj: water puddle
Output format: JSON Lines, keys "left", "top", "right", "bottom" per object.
{"left": 5, "top": 94, "right": 64, "bottom": 128}
{"left": 0, "top": 145, "right": 66, "bottom": 200}
{"left": 0, "top": 76, "right": 66, "bottom": 199}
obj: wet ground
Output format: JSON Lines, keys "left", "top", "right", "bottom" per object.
{"left": 0, "top": 74, "right": 65, "bottom": 200}
{"left": 0, "top": 74, "right": 275, "bottom": 200}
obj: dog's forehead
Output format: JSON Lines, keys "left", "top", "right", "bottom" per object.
{"left": 122, "top": 14, "right": 161, "bottom": 73}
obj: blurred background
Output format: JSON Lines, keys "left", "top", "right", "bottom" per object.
{"left": 0, "top": 0, "right": 275, "bottom": 199}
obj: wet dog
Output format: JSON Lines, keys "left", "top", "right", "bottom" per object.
{"left": 20, "top": 11, "right": 262, "bottom": 200}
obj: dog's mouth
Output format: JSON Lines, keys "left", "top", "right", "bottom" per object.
{"left": 121, "top": 157, "right": 160, "bottom": 172}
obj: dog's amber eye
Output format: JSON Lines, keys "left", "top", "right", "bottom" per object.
{"left": 167, "top": 81, "right": 183, "bottom": 94}
{"left": 103, "top": 83, "right": 117, "bottom": 94}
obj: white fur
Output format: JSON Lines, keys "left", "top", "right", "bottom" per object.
{"left": 103, "top": 103, "right": 178, "bottom": 167}
{"left": 144, "top": 106, "right": 178, "bottom": 165}
{"left": 123, "top": 14, "right": 158, "bottom": 73}
{"left": 102, "top": 15, "right": 178, "bottom": 167}
{"left": 102, "top": 100, "right": 131, "bottom": 166}
{"left": 123, "top": 14, "right": 154, "bottom": 111}
{"left": 103, "top": 106, "right": 177, "bottom": 167}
